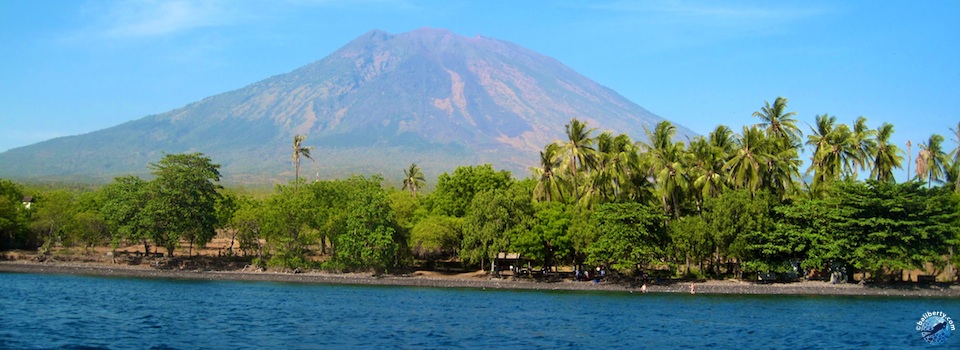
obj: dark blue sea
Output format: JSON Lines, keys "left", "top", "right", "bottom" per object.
{"left": 1, "top": 272, "right": 958, "bottom": 349}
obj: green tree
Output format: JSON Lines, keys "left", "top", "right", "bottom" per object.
{"left": 513, "top": 201, "right": 575, "bottom": 270}
{"left": 143, "top": 153, "right": 222, "bottom": 257}
{"left": 831, "top": 181, "right": 956, "bottom": 280}
{"left": 29, "top": 190, "right": 75, "bottom": 251}
{"left": 584, "top": 202, "right": 668, "bottom": 273}
{"left": 100, "top": 176, "right": 152, "bottom": 253}
{"left": 410, "top": 215, "right": 462, "bottom": 261}
{"left": 668, "top": 215, "right": 712, "bottom": 275}
{"left": 702, "top": 189, "right": 775, "bottom": 277}
{"left": 333, "top": 175, "right": 403, "bottom": 272}
{"left": 65, "top": 190, "right": 109, "bottom": 252}
{"left": 427, "top": 164, "right": 513, "bottom": 218}
{"left": 229, "top": 196, "right": 266, "bottom": 258}
{"left": 389, "top": 189, "right": 419, "bottom": 232}
{"left": 774, "top": 197, "right": 841, "bottom": 275}
{"left": 733, "top": 191, "right": 804, "bottom": 276}
{"left": 214, "top": 190, "right": 239, "bottom": 255}
{"left": 402, "top": 163, "right": 426, "bottom": 197}
{"left": 0, "top": 179, "right": 31, "bottom": 249}
{"left": 303, "top": 178, "right": 361, "bottom": 257}
{"left": 262, "top": 183, "right": 316, "bottom": 262}
{"left": 461, "top": 182, "right": 534, "bottom": 270}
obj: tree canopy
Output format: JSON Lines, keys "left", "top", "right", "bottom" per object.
{"left": 4, "top": 99, "right": 959, "bottom": 282}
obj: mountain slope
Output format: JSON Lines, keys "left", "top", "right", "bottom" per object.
{"left": 0, "top": 28, "right": 696, "bottom": 183}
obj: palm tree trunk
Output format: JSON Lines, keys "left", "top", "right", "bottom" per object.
{"left": 672, "top": 195, "right": 681, "bottom": 219}
{"left": 295, "top": 158, "right": 301, "bottom": 190}
{"left": 906, "top": 141, "right": 911, "bottom": 180}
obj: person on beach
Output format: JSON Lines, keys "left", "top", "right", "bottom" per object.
{"left": 690, "top": 283, "right": 696, "bottom": 294}
{"left": 641, "top": 284, "right": 647, "bottom": 293}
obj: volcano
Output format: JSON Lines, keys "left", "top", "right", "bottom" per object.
{"left": 0, "top": 28, "right": 696, "bottom": 183}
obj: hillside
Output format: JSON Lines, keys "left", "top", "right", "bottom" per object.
{"left": 0, "top": 28, "right": 696, "bottom": 184}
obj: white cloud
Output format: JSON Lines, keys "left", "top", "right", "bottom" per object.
{"left": 75, "top": 0, "right": 416, "bottom": 40}
{"left": 98, "top": 0, "right": 245, "bottom": 38}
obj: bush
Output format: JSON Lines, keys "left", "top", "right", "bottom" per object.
{"left": 266, "top": 252, "right": 313, "bottom": 270}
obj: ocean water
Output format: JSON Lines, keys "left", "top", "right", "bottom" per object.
{"left": 1, "top": 272, "right": 958, "bottom": 349}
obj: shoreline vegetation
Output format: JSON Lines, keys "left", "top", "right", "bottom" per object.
{"left": 2, "top": 259, "right": 957, "bottom": 298}
{"left": 3, "top": 106, "right": 960, "bottom": 291}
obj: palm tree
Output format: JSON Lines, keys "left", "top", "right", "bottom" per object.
{"left": 689, "top": 136, "right": 727, "bottom": 211}
{"left": 708, "top": 125, "right": 736, "bottom": 155}
{"left": 824, "top": 124, "right": 858, "bottom": 178}
{"left": 916, "top": 134, "right": 947, "bottom": 187}
{"left": 807, "top": 114, "right": 837, "bottom": 187}
{"left": 762, "top": 136, "right": 802, "bottom": 199}
{"left": 945, "top": 161, "right": 960, "bottom": 193}
{"left": 725, "top": 126, "right": 767, "bottom": 197}
{"left": 850, "top": 116, "right": 877, "bottom": 177}
{"left": 559, "top": 118, "right": 597, "bottom": 206}
{"left": 589, "top": 132, "right": 638, "bottom": 203}
{"left": 402, "top": 163, "right": 426, "bottom": 197}
{"left": 691, "top": 125, "right": 735, "bottom": 200}
{"left": 950, "top": 122, "right": 960, "bottom": 165}
{"left": 753, "top": 97, "right": 802, "bottom": 144}
{"left": 906, "top": 140, "right": 912, "bottom": 181}
{"left": 869, "top": 123, "right": 903, "bottom": 182}
{"left": 947, "top": 122, "right": 960, "bottom": 191}
{"left": 640, "top": 121, "right": 689, "bottom": 217}
{"left": 805, "top": 115, "right": 857, "bottom": 195}
{"left": 532, "top": 143, "right": 565, "bottom": 202}
{"left": 291, "top": 134, "right": 314, "bottom": 190}
{"left": 916, "top": 147, "right": 929, "bottom": 183}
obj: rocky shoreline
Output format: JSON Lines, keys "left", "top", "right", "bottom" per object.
{"left": 2, "top": 260, "right": 958, "bottom": 297}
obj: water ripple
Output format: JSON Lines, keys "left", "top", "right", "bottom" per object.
{"left": 1, "top": 273, "right": 958, "bottom": 349}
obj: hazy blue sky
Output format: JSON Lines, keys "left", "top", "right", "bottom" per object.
{"left": 2, "top": 1, "right": 958, "bottom": 179}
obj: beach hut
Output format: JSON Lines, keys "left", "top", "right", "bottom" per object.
{"left": 493, "top": 252, "right": 533, "bottom": 277}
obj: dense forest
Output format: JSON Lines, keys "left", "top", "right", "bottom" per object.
{"left": 2, "top": 97, "right": 959, "bottom": 282}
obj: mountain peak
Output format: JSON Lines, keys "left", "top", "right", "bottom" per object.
{"left": 362, "top": 28, "right": 394, "bottom": 40}
{"left": 0, "top": 28, "right": 696, "bottom": 183}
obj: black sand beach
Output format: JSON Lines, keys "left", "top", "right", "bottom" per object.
{"left": 2, "top": 261, "right": 957, "bottom": 297}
